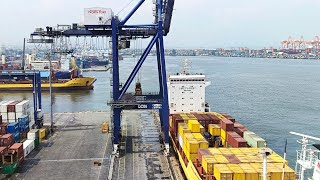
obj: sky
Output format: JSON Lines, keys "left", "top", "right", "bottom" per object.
{"left": 1, "top": 0, "right": 320, "bottom": 49}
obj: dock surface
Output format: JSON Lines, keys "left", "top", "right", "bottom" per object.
{"left": 6, "top": 111, "right": 112, "bottom": 180}
{"left": 112, "top": 111, "right": 172, "bottom": 180}
{"left": 0, "top": 111, "right": 173, "bottom": 180}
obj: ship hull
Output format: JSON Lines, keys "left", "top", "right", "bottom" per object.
{"left": 0, "top": 77, "right": 96, "bottom": 91}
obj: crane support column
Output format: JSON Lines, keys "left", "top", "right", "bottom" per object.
{"left": 157, "top": 0, "right": 170, "bottom": 152}
{"left": 112, "top": 18, "right": 122, "bottom": 153}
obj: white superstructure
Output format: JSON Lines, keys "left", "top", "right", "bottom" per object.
{"left": 168, "top": 60, "right": 210, "bottom": 114}
{"left": 290, "top": 132, "right": 320, "bottom": 180}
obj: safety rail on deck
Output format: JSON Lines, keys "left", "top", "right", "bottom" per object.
{"left": 296, "top": 149, "right": 319, "bottom": 169}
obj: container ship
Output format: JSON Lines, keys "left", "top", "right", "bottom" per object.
{"left": 0, "top": 54, "right": 96, "bottom": 91}
{"left": 167, "top": 61, "right": 298, "bottom": 180}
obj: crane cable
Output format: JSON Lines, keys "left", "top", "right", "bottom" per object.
{"left": 116, "top": 0, "right": 137, "bottom": 16}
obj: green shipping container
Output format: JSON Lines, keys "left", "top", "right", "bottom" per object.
{"left": 2, "top": 161, "right": 18, "bottom": 174}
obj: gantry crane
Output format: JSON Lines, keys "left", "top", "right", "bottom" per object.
{"left": 29, "top": 0, "right": 175, "bottom": 154}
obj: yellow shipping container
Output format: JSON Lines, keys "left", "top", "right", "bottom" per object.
{"left": 200, "top": 125, "right": 205, "bottom": 135}
{"left": 187, "top": 113, "right": 195, "bottom": 118}
{"left": 193, "top": 133, "right": 204, "bottom": 139}
{"left": 220, "top": 129, "right": 227, "bottom": 140}
{"left": 40, "top": 128, "right": 46, "bottom": 139}
{"left": 188, "top": 120, "right": 200, "bottom": 133}
{"left": 185, "top": 138, "right": 199, "bottom": 153}
{"left": 208, "top": 124, "right": 221, "bottom": 136}
{"left": 202, "top": 156, "right": 216, "bottom": 174}
{"left": 184, "top": 148, "right": 197, "bottom": 162}
{"left": 198, "top": 140, "right": 209, "bottom": 149}
{"left": 208, "top": 148, "right": 221, "bottom": 155}
{"left": 213, "top": 164, "right": 233, "bottom": 180}
{"left": 227, "top": 164, "right": 245, "bottom": 180}
{"left": 213, "top": 155, "right": 229, "bottom": 164}
{"left": 236, "top": 155, "right": 251, "bottom": 163}
{"left": 219, "top": 148, "right": 232, "bottom": 155}
{"left": 251, "top": 163, "right": 288, "bottom": 180}
{"left": 230, "top": 148, "right": 244, "bottom": 155}
{"left": 239, "top": 148, "right": 257, "bottom": 155}
{"left": 183, "top": 133, "right": 194, "bottom": 144}
{"left": 238, "top": 164, "right": 259, "bottom": 180}
{"left": 273, "top": 163, "right": 296, "bottom": 180}
{"left": 269, "top": 153, "right": 288, "bottom": 164}
{"left": 178, "top": 123, "right": 191, "bottom": 138}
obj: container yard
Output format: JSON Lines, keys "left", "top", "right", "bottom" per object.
{"left": 169, "top": 112, "right": 296, "bottom": 180}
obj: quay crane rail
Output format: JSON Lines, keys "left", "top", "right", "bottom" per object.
{"left": 28, "top": 0, "right": 176, "bottom": 154}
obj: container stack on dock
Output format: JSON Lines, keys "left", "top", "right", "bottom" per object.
{"left": 169, "top": 112, "right": 296, "bottom": 180}
{"left": 0, "top": 100, "right": 30, "bottom": 123}
{"left": 0, "top": 100, "right": 46, "bottom": 174}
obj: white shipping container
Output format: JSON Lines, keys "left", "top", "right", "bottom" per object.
{"left": 0, "top": 101, "right": 14, "bottom": 113}
{"left": 16, "top": 108, "right": 30, "bottom": 119}
{"left": 8, "top": 112, "right": 16, "bottom": 120}
{"left": 83, "top": 7, "right": 113, "bottom": 25}
{"left": 27, "top": 132, "right": 36, "bottom": 140}
{"left": 9, "top": 119, "right": 16, "bottom": 123}
{"left": 178, "top": 132, "right": 184, "bottom": 150}
{"left": 1, "top": 113, "right": 8, "bottom": 122}
{"left": 16, "top": 112, "right": 24, "bottom": 119}
{"left": 16, "top": 100, "right": 29, "bottom": 112}
{"left": 23, "top": 140, "right": 35, "bottom": 157}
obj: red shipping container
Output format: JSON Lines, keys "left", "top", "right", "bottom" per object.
{"left": 197, "top": 149, "right": 211, "bottom": 164}
{"left": 233, "top": 138, "right": 248, "bottom": 148}
{"left": 221, "top": 113, "right": 236, "bottom": 123}
{"left": 171, "top": 114, "right": 183, "bottom": 136}
{"left": 227, "top": 132, "right": 247, "bottom": 148}
{"left": 9, "top": 143, "right": 24, "bottom": 164}
{"left": 0, "top": 123, "right": 8, "bottom": 135}
{"left": 0, "top": 134, "right": 14, "bottom": 148}
{"left": 234, "top": 127, "right": 247, "bottom": 137}
{"left": 7, "top": 101, "right": 20, "bottom": 113}
{"left": 200, "top": 114, "right": 211, "bottom": 121}
{"left": 207, "top": 114, "right": 220, "bottom": 124}
{"left": 0, "top": 146, "right": 8, "bottom": 156}
{"left": 192, "top": 113, "right": 205, "bottom": 121}
{"left": 220, "top": 119, "right": 234, "bottom": 131}
{"left": 225, "top": 155, "right": 241, "bottom": 164}
{"left": 196, "top": 166, "right": 203, "bottom": 176}
{"left": 234, "top": 122, "right": 245, "bottom": 128}
{"left": 227, "top": 132, "right": 241, "bottom": 142}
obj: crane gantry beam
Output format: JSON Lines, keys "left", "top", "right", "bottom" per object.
{"left": 29, "top": 0, "right": 175, "bottom": 154}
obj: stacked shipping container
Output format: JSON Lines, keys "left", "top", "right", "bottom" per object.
{"left": 0, "top": 100, "right": 30, "bottom": 123}
{"left": 169, "top": 112, "right": 296, "bottom": 180}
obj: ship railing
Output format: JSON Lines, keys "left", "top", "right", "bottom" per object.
{"left": 296, "top": 149, "right": 319, "bottom": 169}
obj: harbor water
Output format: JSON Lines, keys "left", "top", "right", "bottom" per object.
{"left": 0, "top": 56, "right": 319, "bottom": 167}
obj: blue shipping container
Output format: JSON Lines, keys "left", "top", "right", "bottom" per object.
{"left": 7, "top": 122, "right": 19, "bottom": 134}
{"left": 20, "top": 124, "right": 29, "bottom": 132}
{"left": 14, "top": 132, "right": 20, "bottom": 143}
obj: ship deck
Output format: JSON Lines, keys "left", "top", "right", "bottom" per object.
{"left": 0, "top": 111, "right": 173, "bottom": 180}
